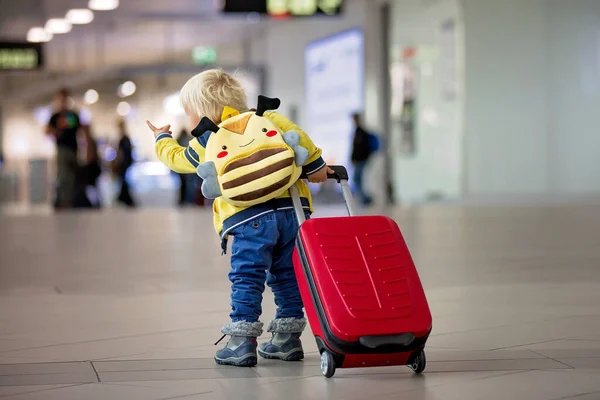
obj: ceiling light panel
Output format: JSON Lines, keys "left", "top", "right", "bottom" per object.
{"left": 66, "top": 9, "right": 94, "bottom": 24}
{"left": 27, "top": 27, "right": 53, "bottom": 42}
{"left": 45, "top": 18, "right": 72, "bottom": 34}
{"left": 88, "top": 0, "right": 119, "bottom": 11}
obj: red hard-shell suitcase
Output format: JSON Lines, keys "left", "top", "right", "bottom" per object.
{"left": 289, "top": 166, "right": 432, "bottom": 378}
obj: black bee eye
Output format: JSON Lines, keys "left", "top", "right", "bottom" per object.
{"left": 262, "top": 128, "right": 267, "bottom": 132}
{"left": 222, "top": 145, "right": 227, "bottom": 150}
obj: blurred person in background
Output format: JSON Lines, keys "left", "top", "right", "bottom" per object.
{"left": 114, "top": 120, "right": 136, "bottom": 207}
{"left": 45, "top": 88, "right": 81, "bottom": 210}
{"left": 73, "top": 125, "right": 102, "bottom": 209}
{"left": 350, "top": 113, "right": 374, "bottom": 206}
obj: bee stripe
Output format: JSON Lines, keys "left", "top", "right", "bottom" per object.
{"left": 222, "top": 168, "right": 292, "bottom": 199}
{"left": 222, "top": 157, "right": 294, "bottom": 190}
{"left": 223, "top": 148, "right": 287, "bottom": 174}
{"left": 230, "top": 176, "right": 292, "bottom": 202}
{"left": 221, "top": 150, "right": 290, "bottom": 182}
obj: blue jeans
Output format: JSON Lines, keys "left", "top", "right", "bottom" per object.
{"left": 228, "top": 209, "right": 306, "bottom": 323}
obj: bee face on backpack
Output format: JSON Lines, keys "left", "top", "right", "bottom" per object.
{"left": 208, "top": 113, "right": 288, "bottom": 174}
{"left": 195, "top": 96, "right": 310, "bottom": 208}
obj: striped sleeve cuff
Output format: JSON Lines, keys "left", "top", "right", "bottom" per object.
{"left": 303, "top": 156, "right": 326, "bottom": 175}
{"left": 184, "top": 146, "right": 200, "bottom": 168}
{"left": 155, "top": 133, "right": 173, "bottom": 143}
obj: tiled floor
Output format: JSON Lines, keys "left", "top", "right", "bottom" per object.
{"left": 1, "top": 204, "right": 600, "bottom": 399}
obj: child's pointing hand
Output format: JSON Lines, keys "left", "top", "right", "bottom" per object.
{"left": 146, "top": 121, "right": 172, "bottom": 139}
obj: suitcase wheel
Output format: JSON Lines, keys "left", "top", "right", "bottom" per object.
{"left": 320, "top": 351, "right": 336, "bottom": 378}
{"left": 408, "top": 350, "right": 426, "bottom": 374}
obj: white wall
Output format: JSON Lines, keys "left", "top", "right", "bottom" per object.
{"left": 389, "top": 0, "right": 465, "bottom": 203}
{"left": 463, "top": 0, "right": 600, "bottom": 197}
{"left": 464, "top": 0, "right": 549, "bottom": 196}
{"left": 545, "top": 0, "right": 600, "bottom": 193}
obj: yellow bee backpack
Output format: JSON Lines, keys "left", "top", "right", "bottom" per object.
{"left": 194, "top": 96, "right": 309, "bottom": 208}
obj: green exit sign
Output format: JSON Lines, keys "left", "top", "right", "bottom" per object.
{"left": 0, "top": 42, "right": 43, "bottom": 71}
{"left": 192, "top": 46, "right": 217, "bottom": 65}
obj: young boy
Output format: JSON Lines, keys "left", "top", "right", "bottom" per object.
{"left": 147, "top": 69, "right": 331, "bottom": 367}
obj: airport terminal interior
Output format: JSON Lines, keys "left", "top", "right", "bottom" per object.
{"left": 1, "top": 0, "right": 600, "bottom": 399}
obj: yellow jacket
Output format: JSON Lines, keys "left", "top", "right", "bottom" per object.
{"left": 155, "top": 111, "right": 325, "bottom": 242}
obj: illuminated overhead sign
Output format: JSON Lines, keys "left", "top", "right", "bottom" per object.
{"left": 0, "top": 42, "right": 43, "bottom": 71}
{"left": 192, "top": 46, "right": 217, "bottom": 65}
{"left": 222, "top": 0, "right": 343, "bottom": 17}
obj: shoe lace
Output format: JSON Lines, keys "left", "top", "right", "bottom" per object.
{"left": 214, "top": 334, "right": 227, "bottom": 346}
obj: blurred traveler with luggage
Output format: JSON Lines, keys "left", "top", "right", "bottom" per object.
{"left": 350, "top": 113, "right": 378, "bottom": 206}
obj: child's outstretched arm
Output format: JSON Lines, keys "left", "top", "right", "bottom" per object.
{"left": 147, "top": 121, "right": 205, "bottom": 174}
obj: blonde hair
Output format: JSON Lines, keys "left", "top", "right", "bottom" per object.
{"left": 180, "top": 69, "right": 248, "bottom": 123}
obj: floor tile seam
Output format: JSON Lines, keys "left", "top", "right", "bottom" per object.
{"left": 254, "top": 376, "right": 313, "bottom": 385}
{"left": 92, "top": 355, "right": 219, "bottom": 363}
{"left": 1, "top": 356, "right": 319, "bottom": 368}
{"left": 159, "top": 391, "right": 214, "bottom": 400}
{"left": 100, "top": 381, "right": 157, "bottom": 389}
{"left": 430, "top": 314, "right": 594, "bottom": 338}
{"left": 528, "top": 350, "right": 576, "bottom": 369}
{"left": 490, "top": 339, "right": 560, "bottom": 351}
{"left": 250, "top": 368, "right": 319, "bottom": 379}
{"left": 0, "top": 310, "right": 227, "bottom": 338}
{"left": 0, "top": 372, "right": 94, "bottom": 377}
{"left": 567, "top": 338, "right": 600, "bottom": 343}
{"left": 93, "top": 366, "right": 250, "bottom": 373}
{"left": 0, "top": 361, "right": 97, "bottom": 375}
{"left": 425, "top": 356, "right": 551, "bottom": 363}
{"left": 341, "top": 365, "right": 562, "bottom": 377}
{"left": 346, "top": 370, "right": 529, "bottom": 399}
{"left": 90, "top": 361, "right": 101, "bottom": 383}
{"left": 526, "top": 353, "right": 600, "bottom": 360}
{"left": 469, "top": 369, "right": 529, "bottom": 382}
{"left": 0, "top": 326, "right": 215, "bottom": 355}
{"left": 99, "top": 375, "right": 264, "bottom": 383}
{"left": 430, "top": 323, "right": 540, "bottom": 338}
{"left": 101, "top": 375, "right": 311, "bottom": 388}
{"left": 0, "top": 384, "right": 90, "bottom": 399}
{"left": 0, "top": 360, "right": 111, "bottom": 366}
{"left": 95, "top": 366, "right": 262, "bottom": 378}
{"left": 90, "top": 352, "right": 157, "bottom": 361}
{"left": 0, "top": 321, "right": 223, "bottom": 343}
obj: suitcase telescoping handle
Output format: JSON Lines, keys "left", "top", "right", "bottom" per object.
{"left": 289, "top": 165, "right": 356, "bottom": 224}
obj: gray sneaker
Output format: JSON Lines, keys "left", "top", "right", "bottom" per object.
{"left": 214, "top": 336, "right": 258, "bottom": 367}
{"left": 258, "top": 333, "right": 304, "bottom": 361}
